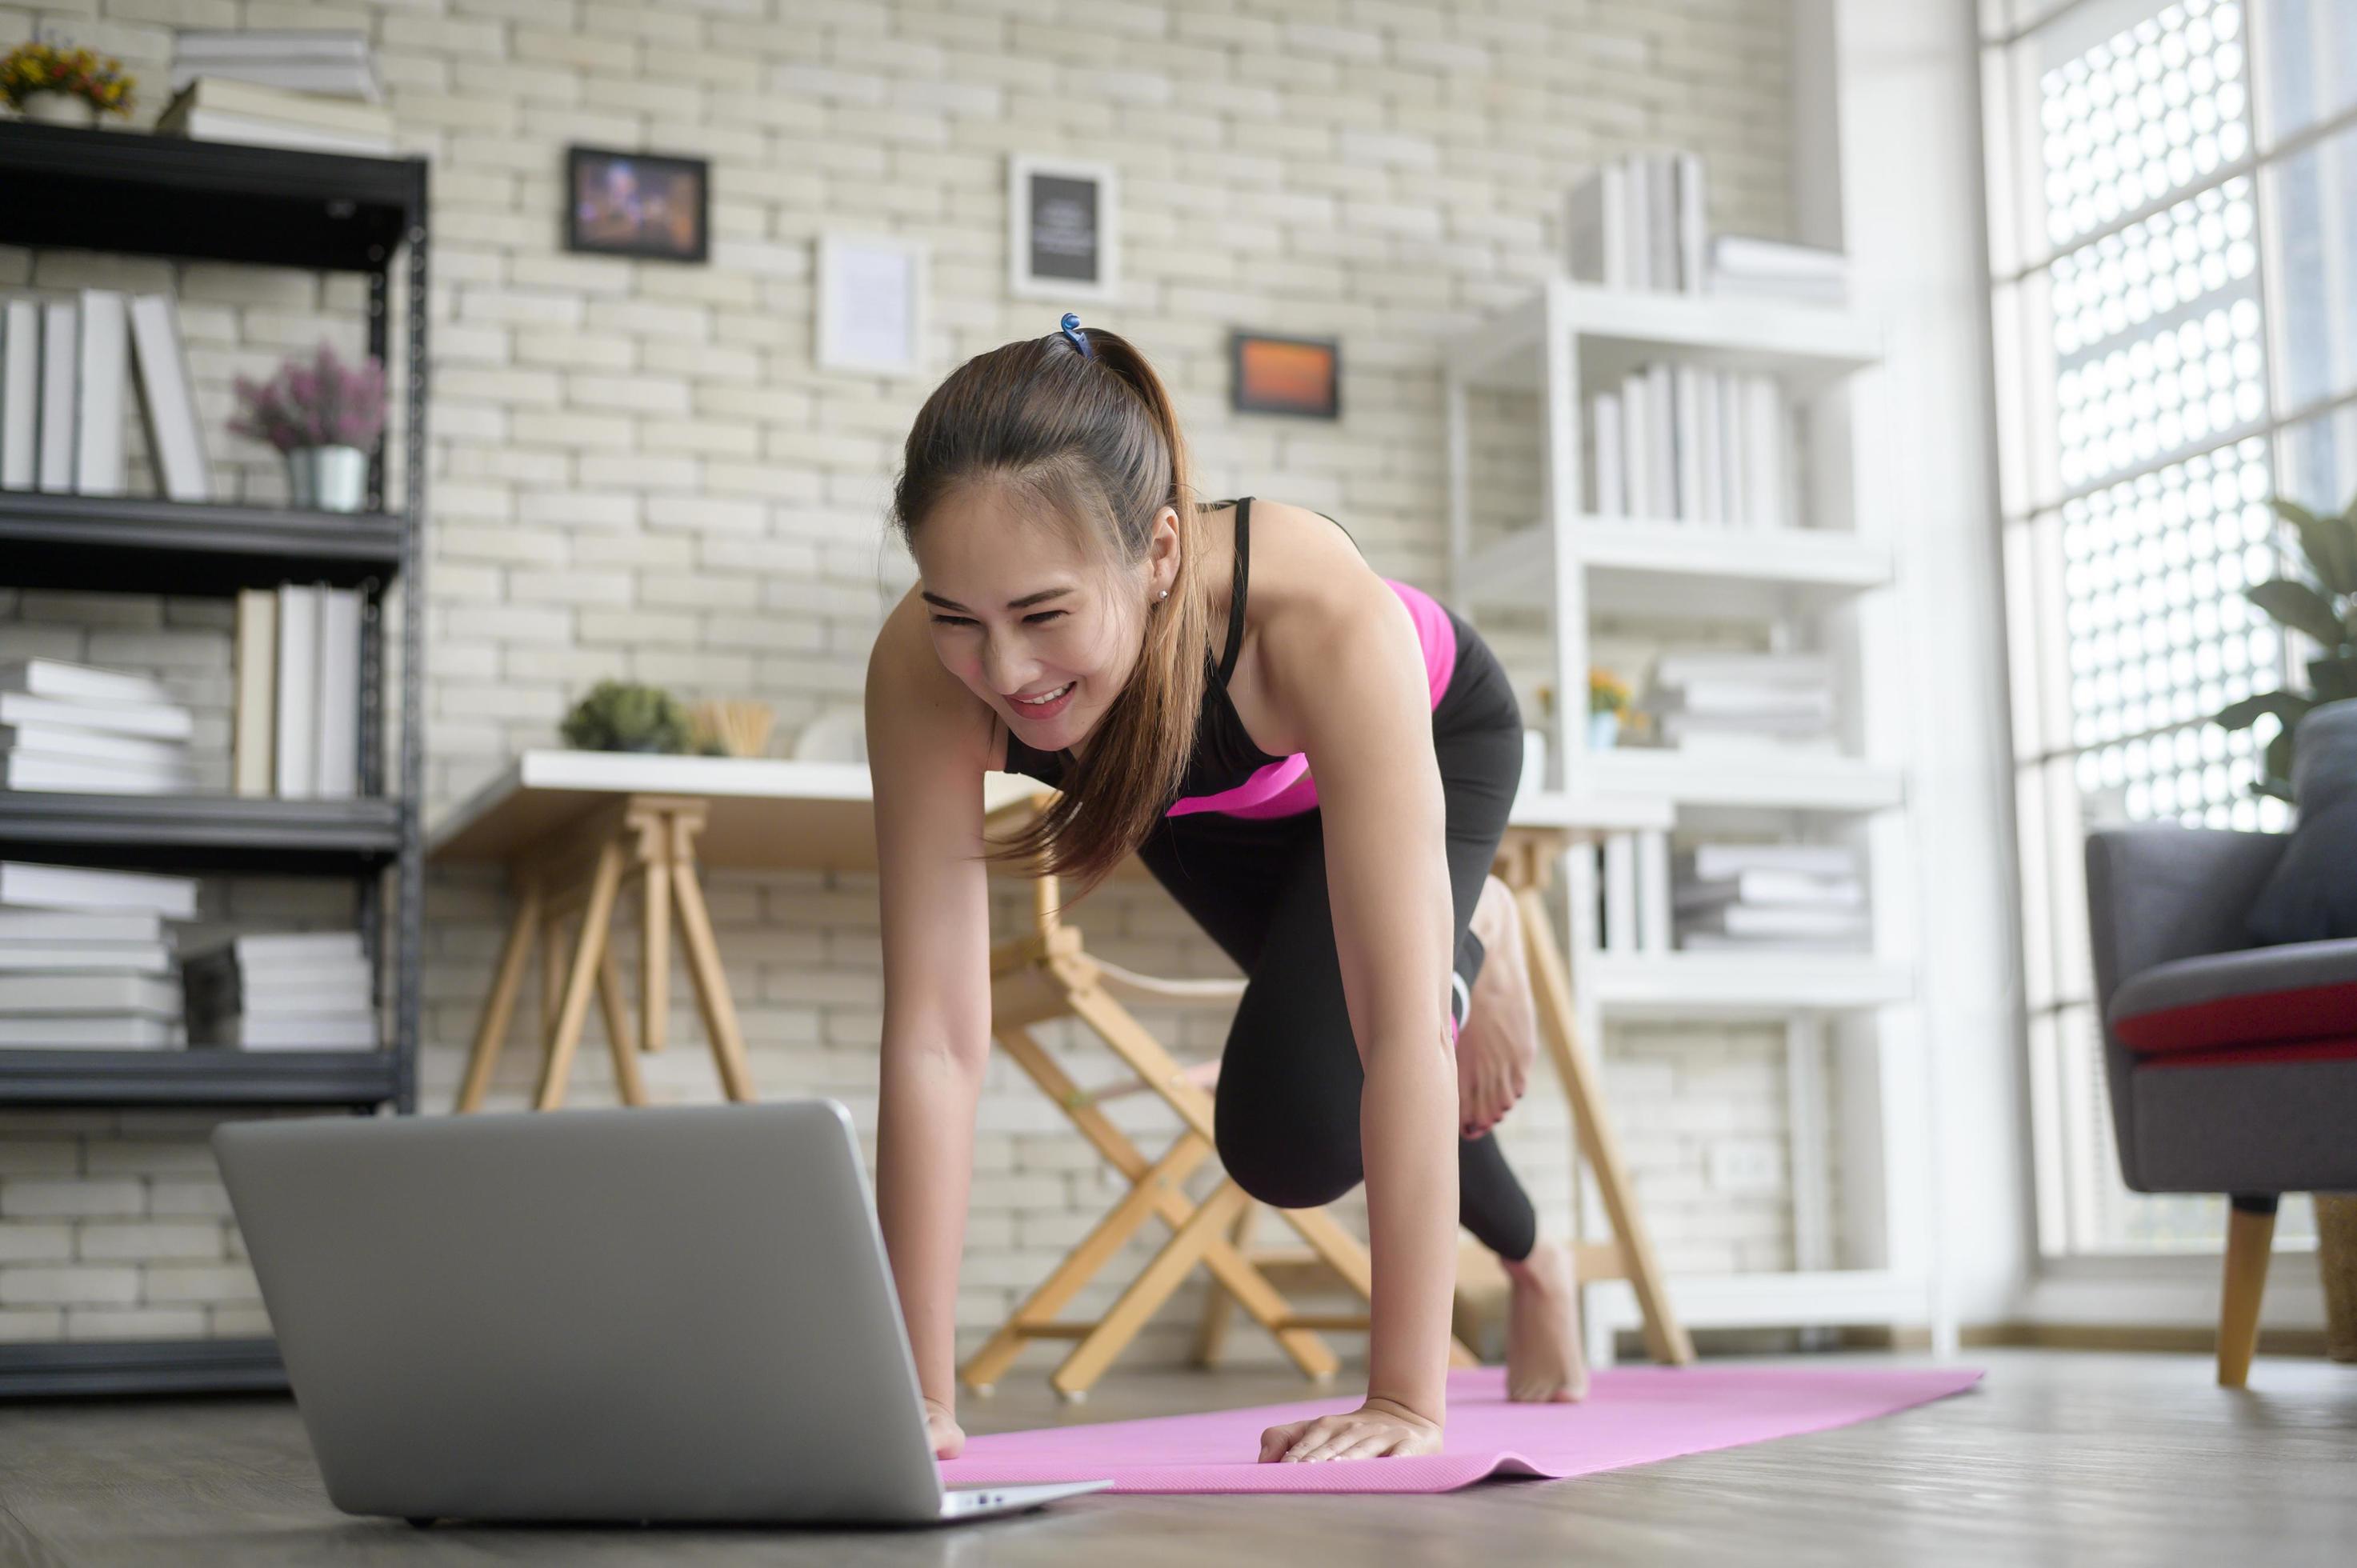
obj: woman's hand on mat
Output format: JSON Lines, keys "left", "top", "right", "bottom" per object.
{"left": 923, "top": 1396, "right": 965, "bottom": 1460}
{"left": 1259, "top": 1394, "right": 1442, "bottom": 1462}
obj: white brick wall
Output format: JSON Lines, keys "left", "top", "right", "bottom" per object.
{"left": 2, "top": 0, "right": 1799, "bottom": 1366}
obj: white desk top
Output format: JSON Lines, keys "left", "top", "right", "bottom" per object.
{"left": 427, "top": 750, "right": 1669, "bottom": 872}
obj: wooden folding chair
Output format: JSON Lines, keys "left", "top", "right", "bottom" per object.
{"left": 965, "top": 794, "right": 1694, "bottom": 1399}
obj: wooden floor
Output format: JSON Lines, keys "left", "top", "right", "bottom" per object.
{"left": 1, "top": 1349, "right": 2351, "bottom": 1566}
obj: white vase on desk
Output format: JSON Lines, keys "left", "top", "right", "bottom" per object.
{"left": 287, "top": 445, "right": 368, "bottom": 512}
{"left": 18, "top": 94, "right": 97, "bottom": 126}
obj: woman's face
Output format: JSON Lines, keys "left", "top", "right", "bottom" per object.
{"left": 912, "top": 490, "right": 1175, "bottom": 754}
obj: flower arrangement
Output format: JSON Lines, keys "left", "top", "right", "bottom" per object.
{"left": 0, "top": 41, "right": 135, "bottom": 117}
{"left": 228, "top": 342, "right": 388, "bottom": 455}
{"left": 1588, "top": 668, "right": 1632, "bottom": 717}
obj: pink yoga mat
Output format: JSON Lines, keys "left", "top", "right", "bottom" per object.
{"left": 938, "top": 1363, "right": 1984, "bottom": 1494}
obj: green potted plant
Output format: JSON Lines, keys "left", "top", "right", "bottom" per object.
{"left": 560, "top": 680, "right": 692, "bottom": 754}
{"left": 1, "top": 40, "right": 135, "bottom": 126}
{"left": 2212, "top": 490, "right": 2357, "bottom": 798}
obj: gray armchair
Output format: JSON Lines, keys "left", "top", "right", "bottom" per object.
{"left": 2085, "top": 824, "right": 2357, "bottom": 1386}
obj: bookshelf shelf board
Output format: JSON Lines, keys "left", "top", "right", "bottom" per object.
{"left": 0, "top": 793, "right": 401, "bottom": 870}
{"left": 0, "top": 121, "right": 424, "bottom": 273}
{"left": 0, "top": 1338, "right": 286, "bottom": 1398}
{"left": 1457, "top": 516, "right": 1894, "bottom": 614}
{"left": 0, "top": 1049, "right": 395, "bottom": 1108}
{"left": 1587, "top": 952, "right": 1913, "bottom": 1017}
{"left": 0, "top": 493, "right": 404, "bottom": 594}
{"left": 1448, "top": 278, "right": 1883, "bottom": 394}
{"left": 1580, "top": 750, "right": 1905, "bottom": 812}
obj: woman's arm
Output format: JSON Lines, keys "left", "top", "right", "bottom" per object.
{"left": 866, "top": 590, "right": 997, "bottom": 1421}
{"left": 1264, "top": 570, "right": 1460, "bottom": 1432}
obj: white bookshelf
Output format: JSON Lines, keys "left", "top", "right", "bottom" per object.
{"left": 1443, "top": 275, "right": 1934, "bottom": 1351}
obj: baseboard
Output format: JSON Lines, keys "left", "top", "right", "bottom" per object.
{"left": 1843, "top": 1322, "right": 2339, "bottom": 1358}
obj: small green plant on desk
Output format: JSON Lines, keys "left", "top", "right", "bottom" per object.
{"left": 560, "top": 680, "right": 692, "bottom": 754}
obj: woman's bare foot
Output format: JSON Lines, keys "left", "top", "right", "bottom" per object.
{"left": 1501, "top": 1236, "right": 1590, "bottom": 1403}
{"left": 1458, "top": 875, "right": 1539, "bottom": 1139}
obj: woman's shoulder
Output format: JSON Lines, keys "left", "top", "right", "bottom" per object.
{"left": 1240, "top": 498, "right": 1379, "bottom": 624}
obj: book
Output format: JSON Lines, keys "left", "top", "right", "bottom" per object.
{"left": 314, "top": 587, "right": 361, "bottom": 798}
{"left": 1678, "top": 930, "right": 1863, "bottom": 953}
{"left": 1675, "top": 870, "right": 1866, "bottom": 910}
{"left": 74, "top": 288, "right": 129, "bottom": 496}
{"left": 1719, "top": 372, "right": 1749, "bottom": 528}
{"left": 1685, "top": 842, "right": 1857, "bottom": 881}
{"left": 127, "top": 293, "right": 212, "bottom": 503}
{"left": 0, "top": 724, "right": 191, "bottom": 768}
{"left": 38, "top": 297, "right": 75, "bottom": 492}
{"left": 0, "top": 1014, "right": 182, "bottom": 1049}
{"left": 0, "top": 942, "right": 174, "bottom": 974}
{"left": 1652, "top": 651, "right": 1832, "bottom": 688}
{"left": 274, "top": 583, "right": 320, "bottom": 798}
{"left": 1675, "top": 151, "right": 1707, "bottom": 294}
{"left": 233, "top": 588, "right": 277, "bottom": 797}
{"left": 0, "top": 970, "right": 183, "bottom": 1015}
{"left": 1603, "top": 833, "right": 1637, "bottom": 954}
{"left": 0, "top": 862, "right": 198, "bottom": 920}
{"left": 0, "top": 658, "right": 175, "bottom": 708}
{"left": 184, "top": 961, "right": 371, "bottom": 1005}
{"left": 1655, "top": 681, "right": 1837, "bottom": 718}
{"left": 157, "top": 77, "right": 395, "bottom": 138}
{"left": 167, "top": 59, "right": 383, "bottom": 102}
{"left": 1591, "top": 391, "right": 1625, "bottom": 515}
{"left": 0, "top": 754, "right": 196, "bottom": 794}
{"left": 154, "top": 105, "right": 398, "bottom": 158}
{"left": 0, "top": 910, "right": 165, "bottom": 944}
{"left": 2, "top": 297, "right": 38, "bottom": 489}
{"left": 217, "top": 930, "right": 364, "bottom": 964}
{"left": 0, "top": 691, "right": 194, "bottom": 742}
{"left": 1683, "top": 903, "right": 1870, "bottom": 940}
{"left": 1620, "top": 370, "right": 1653, "bottom": 518}
{"left": 1674, "top": 365, "right": 1703, "bottom": 523}
{"left": 193, "top": 1012, "right": 378, "bottom": 1050}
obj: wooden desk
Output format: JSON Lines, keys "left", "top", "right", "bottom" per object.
{"left": 425, "top": 748, "right": 1667, "bottom": 1114}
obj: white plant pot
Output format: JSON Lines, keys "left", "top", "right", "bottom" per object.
{"left": 287, "top": 445, "right": 369, "bottom": 513}
{"left": 20, "top": 94, "right": 95, "bottom": 126}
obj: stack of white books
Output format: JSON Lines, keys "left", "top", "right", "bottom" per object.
{"left": 234, "top": 584, "right": 365, "bottom": 799}
{"left": 1646, "top": 652, "right": 1837, "bottom": 754}
{"left": 183, "top": 931, "right": 377, "bottom": 1052}
{"left": 1564, "top": 150, "right": 1707, "bottom": 294}
{"left": 1589, "top": 365, "right": 1794, "bottom": 528}
{"left": 0, "top": 289, "right": 211, "bottom": 502}
{"left": 0, "top": 862, "right": 198, "bottom": 1050}
{"left": 1675, "top": 842, "right": 1868, "bottom": 953}
{"left": 1709, "top": 236, "right": 1849, "bottom": 306}
{"left": 0, "top": 660, "right": 196, "bottom": 796}
{"left": 159, "top": 30, "right": 391, "bottom": 157}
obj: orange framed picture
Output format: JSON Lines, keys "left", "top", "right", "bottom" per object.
{"left": 1230, "top": 330, "right": 1340, "bottom": 419}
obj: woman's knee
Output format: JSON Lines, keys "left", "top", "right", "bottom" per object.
{"left": 1213, "top": 1106, "right": 1360, "bottom": 1211}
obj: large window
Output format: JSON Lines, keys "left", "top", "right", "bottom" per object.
{"left": 1983, "top": 0, "right": 2354, "bottom": 1257}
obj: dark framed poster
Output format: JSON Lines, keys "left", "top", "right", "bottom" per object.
{"left": 564, "top": 145, "right": 709, "bottom": 263}
{"left": 1008, "top": 154, "right": 1118, "bottom": 303}
{"left": 1231, "top": 330, "right": 1342, "bottom": 420}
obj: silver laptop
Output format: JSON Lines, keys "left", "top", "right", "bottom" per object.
{"left": 212, "top": 1098, "right": 1110, "bottom": 1526}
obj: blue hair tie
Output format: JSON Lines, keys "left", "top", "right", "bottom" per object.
{"left": 1059, "top": 311, "right": 1094, "bottom": 359}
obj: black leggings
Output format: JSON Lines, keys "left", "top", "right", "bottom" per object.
{"left": 1134, "top": 613, "right": 1539, "bottom": 1263}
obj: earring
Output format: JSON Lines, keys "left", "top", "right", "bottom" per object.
{"left": 1158, "top": 589, "right": 1169, "bottom": 600}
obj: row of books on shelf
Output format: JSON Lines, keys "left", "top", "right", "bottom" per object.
{"left": 158, "top": 28, "right": 397, "bottom": 157}
{"left": 1598, "top": 840, "right": 1869, "bottom": 955}
{"left": 0, "top": 290, "right": 210, "bottom": 502}
{"left": 1, "top": 630, "right": 362, "bottom": 799}
{"left": 1590, "top": 364, "right": 1797, "bottom": 529}
{"left": 1563, "top": 150, "right": 1850, "bottom": 304}
{"left": 0, "top": 860, "right": 377, "bottom": 1052}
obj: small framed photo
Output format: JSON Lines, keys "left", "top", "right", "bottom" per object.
{"left": 1008, "top": 154, "right": 1118, "bottom": 304}
{"left": 816, "top": 231, "right": 930, "bottom": 378}
{"left": 1230, "top": 330, "right": 1342, "bottom": 420}
{"left": 564, "top": 146, "right": 709, "bottom": 263}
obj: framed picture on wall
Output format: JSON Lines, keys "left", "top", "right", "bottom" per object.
{"left": 563, "top": 146, "right": 709, "bottom": 263}
{"left": 1008, "top": 154, "right": 1118, "bottom": 304}
{"left": 1230, "top": 330, "right": 1342, "bottom": 420}
{"left": 815, "top": 232, "right": 929, "bottom": 378}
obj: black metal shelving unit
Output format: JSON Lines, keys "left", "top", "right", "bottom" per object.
{"left": 0, "top": 121, "right": 429, "bottom": 1398}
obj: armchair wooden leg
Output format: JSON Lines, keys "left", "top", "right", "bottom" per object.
{"left": 2219, "top": 1192, "right": 2277, "bottom": 1388}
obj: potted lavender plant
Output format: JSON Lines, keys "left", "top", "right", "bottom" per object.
{"left": 228, "top": 341, "right": 388, "bottom": 513}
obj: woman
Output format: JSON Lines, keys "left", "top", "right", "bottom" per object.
{"left": 867, "top": 314, "right": 1587, "bottom": 1467}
